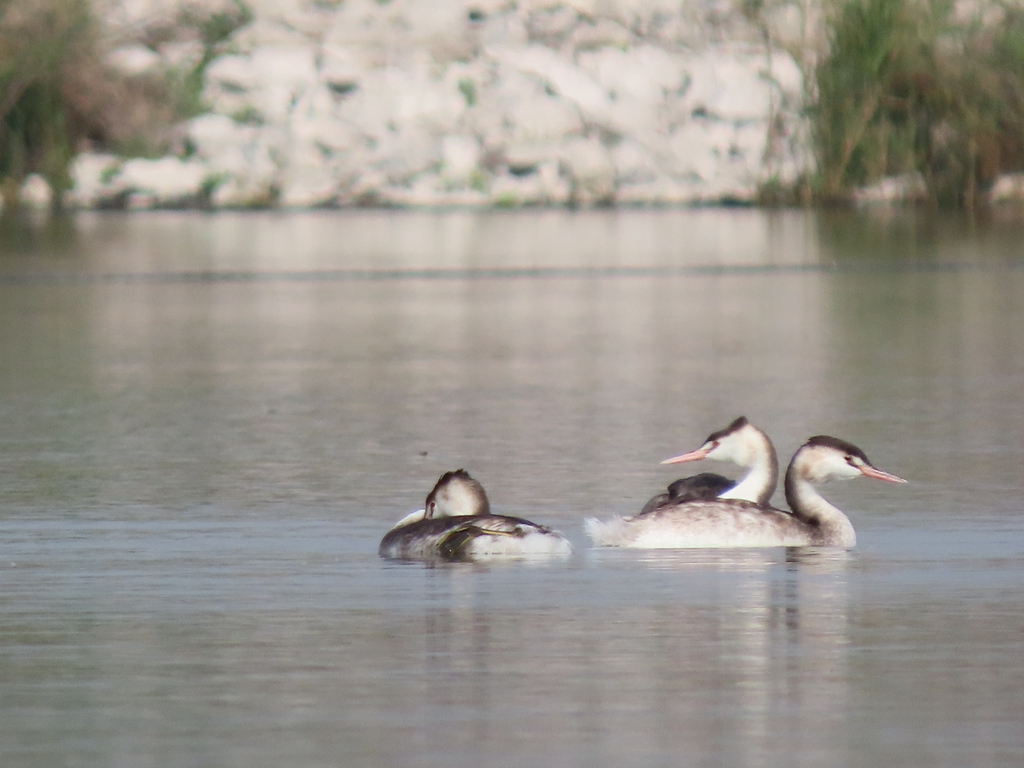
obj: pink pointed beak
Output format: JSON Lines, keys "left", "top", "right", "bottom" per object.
{"left": 660, "top": 446, "right": 712, "bottom": 465}
{"left": 860, "top": 465, "right": 907, "bottom": 484}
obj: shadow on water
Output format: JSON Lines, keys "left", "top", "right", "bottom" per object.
{"left": 816, "top": 206, "right": 1024, "bottom": 263}
{"left": 0, "top": 209, "right": 81, "bottom": 260}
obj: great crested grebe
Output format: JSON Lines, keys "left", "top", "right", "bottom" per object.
{"left": 639, "top": 416, "right": 778, "bottom": 515}
{"left": 379, "top": 469, "right": 573, "bottom": 560}
{"left": 587, "top": 435, "right": 906, "bottom": 549}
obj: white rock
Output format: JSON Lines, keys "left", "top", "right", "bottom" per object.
{"left": 490, "top": 162, "right": 570, "bottom": 206}
{"left": 853, "top": 173, "right": 929, "bottom": 205}
{"left": 205, "top": 46, "right": 318, "bottom": 123}
{"left": 207, "top": 178, "right": 245, "bottom": 208}
{"left": 683, "top": 48, "right": 774, "bottom": 121}
{"left": 511, "top": 92, "right": 585, "bottom": 144}
{"left": 86, "top": 0, "right": 817, "bottom": 209}
{"left": 289, "top": 86, "right": 359, "bottom": 152}
{"left": 230, "top": 17, "right": 311, "bottom": 50}
{"left": 159, "top": 40, "right": 205, "bottom": 69}
{"left": 475, "top": 6, "right": 529, "bottom": 48}
{"left": 765, "top": 3, "right": 822, "bottom": 53}
{"left": 465, "top": 0, "right": 509, "bottom": 14}
{"left": 344, "top": 168, "right": 390, "bottom": 204}
{"left": 765, "top": 48, "right": 806, "bottom": 104}
{"left": 394, "top": 73, "right": 467, "bottom": 132}
{"left": 537, "top": 160, "right": 571, "bottom": 204}
{"left": 189, "top": 115, "right": 282, "bottom": 205}
{"left": 105, "top": 0, "right": 245, "bottom": 28}
{"left": 488, "top": 45, "right": 610, "bottom": 121}
{"left": 401, "top": 0, "right": 477, "bottom": 41}
{"left": 578, "top": 45, "right": 686, "bottom": 106}
{"left": 491, "top": 43, "right": 673, "bottom": 143}
{"left": 526, "top": 5, "right": 580, "bottom": 44}
{"left": 987, "top": 173, "right": 1024, "bottom": 203}
{"left": 504, "top": 142, "right": 562, "bottom": 169}
{"left": 374, "top": 177, "right": 489, "bottom": 207}
{"left": 67, "top": 153, "right": 122, "bottom": 207}
{"left": 278, "top": 164, "right": 340, "bottom": 208}
{"left": 556, "top": 0, "right": 600, "bottom": 15}
{"left": 189, "top": 115, "right": 257, "bottom": 176}
{"left": 189, "top": 114, "right": 247, "bottom": 155}
{"left": 440, "top": 135, "right": 482, "bottom": 186}
{"left": 569, "top": 18, "right": 635, "bottom": 51}
{"left": 20, "top": 174, "right": 53, "bottom": 209}
{"left": 369, "top": 129, "right": 442, "bottom": 185}
{"left": 558, "top": 136, "right": 615, "bottom": 204}
{"left": 319, "top": 44, "right": 368, "bottom": 87}
{"left": 611, "top": 139, "right": 662, "bottom": 185}
{"left": 106, "top": 44, "right": 161, "bottom": 75}
{"left": 339, "top": 64, "right": 466, "bottom": 139}
{"left": 116, "top": 157, "right": 208, "bottom": 204}
{"left": 667, "top": 120, "right": 723, "bottom": 182}
{"left": 616, "top": 176, "right": 704, "bottom": 205}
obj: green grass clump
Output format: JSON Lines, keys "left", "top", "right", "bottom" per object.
{"left": 0, "top": 0, "right": 94, "bottom": 208}
{"left": 0, "top": 0, "right": 252, "bottom": 211}
{"left": 814, "top": 0, "right": 1024, "bottom": 206}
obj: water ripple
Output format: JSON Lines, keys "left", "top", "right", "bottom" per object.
{"left": 3, "top": 259, "right": 1024, "bottom": 284}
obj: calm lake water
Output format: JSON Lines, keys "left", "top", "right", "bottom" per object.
{"left": 1, "top": 207, "right": 1023, "bottom": 767}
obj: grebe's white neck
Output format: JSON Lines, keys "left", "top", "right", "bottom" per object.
{"left": 663, "top": 417, "right": 778, "bottom": 505}
{"left": 717, "top": 426, "right": 777, "bottom": 506}
{"left": 783, "top": 435, "right": 906, "bottom": 547}
{"left": 784, "top": 471, "right": 857, "bottom": 548}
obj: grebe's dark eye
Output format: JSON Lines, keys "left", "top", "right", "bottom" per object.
{"left": 845, "top": 455, "right": 855, "bottom": 465}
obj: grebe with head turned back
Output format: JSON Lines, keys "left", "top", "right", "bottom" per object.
{"left": 588, "top": 435, "right": 906, "bottom": 549}
{"left": 639, "top": 416, "right": 778, "bottom": 515}
{"left": 379, "top": 470, "right": 573, "bottom": 560}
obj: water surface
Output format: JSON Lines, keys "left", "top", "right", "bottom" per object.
{"left": 1, "top": 208, "right": 1023, "bottom": 767}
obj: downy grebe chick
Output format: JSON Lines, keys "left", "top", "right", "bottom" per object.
{"left": 639, "top": 416, "right": 778, "bottom": 515}
{"left": 588, "top": 435, "right": 905, "bottom": 549}
{"left": 379, "top": 469, "right": 573, "bottom": 560}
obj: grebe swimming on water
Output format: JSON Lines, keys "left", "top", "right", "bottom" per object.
{"left": 639, "top": 416, "right": 778, "bottom": 514}
{"left": 588, "top": 435, "right": 905, "bottom": 549}
{"left": 379, "top": 469, "right": 572, "bottom": 560}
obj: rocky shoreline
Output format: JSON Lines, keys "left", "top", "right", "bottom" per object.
{"left": 47, "top": 0, "right": 810, "bottom": 210}
{"left": 10, "top": 0, "right": 1023, "bottom": 211}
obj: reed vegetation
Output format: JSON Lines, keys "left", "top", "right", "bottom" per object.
{"left": 0, "top": 0, "right": 250, "bottom": 210}
{"left": 813, "top": 0, "right": 1024, "bottom": 206}
{"left": 0, "top": 0, "right": 93, "bottom": 208}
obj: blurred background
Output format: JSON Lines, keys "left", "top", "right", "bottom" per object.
{"left": 3, "top": 0, "right": 1024, "bottom": 212}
